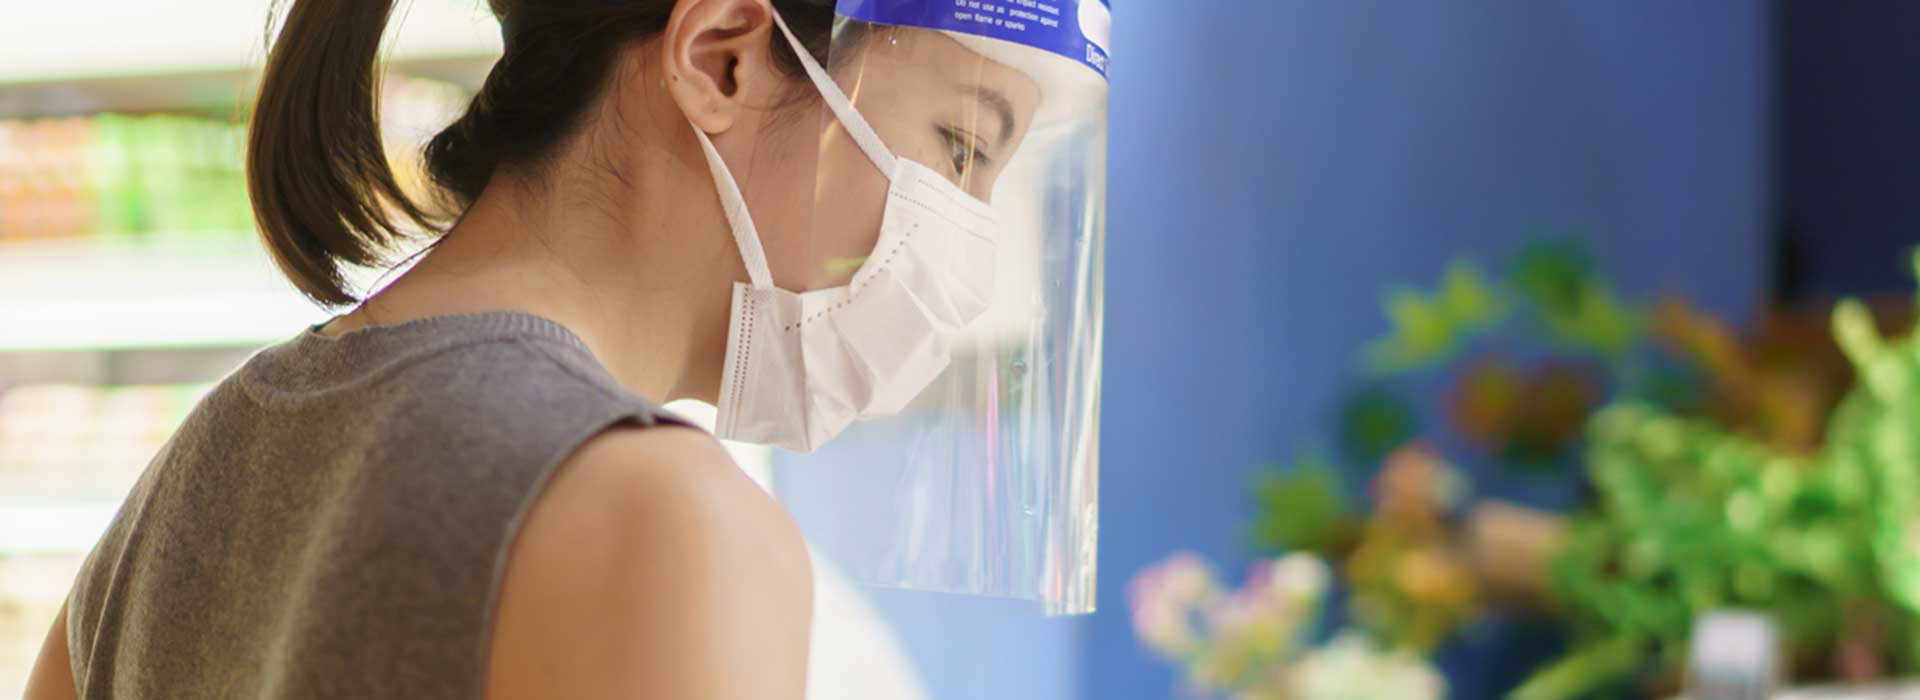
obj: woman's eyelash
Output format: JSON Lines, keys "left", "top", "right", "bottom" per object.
{"left": 939, "top": 126, "right": 991, "bottom": 172}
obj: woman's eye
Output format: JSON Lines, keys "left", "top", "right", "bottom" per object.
{"left": 940, "top": 127, "right": 989, "bottom": 179}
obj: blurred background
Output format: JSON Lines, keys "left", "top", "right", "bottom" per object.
{"left": 3, "top": 1, "right": 1918, "bottom": 699}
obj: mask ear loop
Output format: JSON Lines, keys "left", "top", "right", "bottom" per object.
{"left": 770, "top": 9, "right": 898, "bottom": 177}
{"left": 691, "top": 125, "right": 777, "bottom": 291}
{"left": 695, "top": 9, "right": 897, "bottom": 292}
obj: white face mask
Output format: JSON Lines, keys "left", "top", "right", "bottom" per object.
{"left": 698, "top": 11, "right": 1000, "bottom": 453}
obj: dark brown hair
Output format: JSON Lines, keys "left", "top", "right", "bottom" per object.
{"left": 247, "top": 0, "right": 834, "bottom": 305}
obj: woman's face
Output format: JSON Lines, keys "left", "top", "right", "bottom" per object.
{"left": 764, "top": 28, "right": 1043, "bottom": 291}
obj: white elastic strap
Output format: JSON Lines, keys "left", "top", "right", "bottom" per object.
{"left": 770, "top": 9, "right": 898, "bottom": 176}
{"left": 692, "top": 124, "right": 776, "bottom": 290}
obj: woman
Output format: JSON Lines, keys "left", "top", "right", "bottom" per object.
{"left": 24, "top": 0, "right": 1039, "bottom": 697}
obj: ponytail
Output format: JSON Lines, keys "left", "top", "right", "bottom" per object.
{"left": 248, "top": 0, "right": 839, "bottom": 307}
{"left": 249, "top": 0, "right": 439, "bottom": 306}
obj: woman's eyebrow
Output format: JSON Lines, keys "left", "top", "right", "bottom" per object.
{"left": 961, "top": 85, "right": 1016, "bottom": 144}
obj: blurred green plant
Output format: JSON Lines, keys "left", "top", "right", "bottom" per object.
{"left": 1347, "top": 239, "right": 1661, "bottom": 476}
{"left": 1363, "top": 241, "right": 1646, "bottom": 378}
{"left": 1513, "top": 251, "right": 1920, "bottom": 700}
{"left": 1364, "top": 262, "right": 1511, "bottom": 374}
{"left": 1510, "top": 241, "right": 1643, "bottom": 358}
{"left": 1253, "top": 459, "right": 1352, "bottom": 554}
{"left": 1253, "top": 446, "right": 1478, "bottom": 654}
{"left": 1449, "top": 358, "right": 1606, "bottom": 471}
{"left": 1338, "top": 386, "right": 1421, "bottom": 466}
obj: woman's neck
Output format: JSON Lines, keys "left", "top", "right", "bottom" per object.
{"left": 328, "top": 141, "right": 741, "bottom": 405}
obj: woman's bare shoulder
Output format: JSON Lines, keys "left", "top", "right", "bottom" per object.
{"left": 485, "top": 424, "right": 813, "bottom": 700}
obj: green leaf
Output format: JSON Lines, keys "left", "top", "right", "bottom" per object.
{"left": 1252, "top": 460, "right": 1351, "bottom": 554}
{"left": 1363, "top": 263, "right": 1510, "bottom": 373}
{"left": 1510, "top": 240, "right": 1595, "bottom": 318}
{"left": 1506, "top": 636, "right": 1649, "bottom": 700}
{"left": 1338, "top": 386, "right": 1420, "bottom": 465}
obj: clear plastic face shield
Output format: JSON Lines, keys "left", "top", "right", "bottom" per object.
{"left": 703, "top": 1, "right": 1108, "bottom": 615}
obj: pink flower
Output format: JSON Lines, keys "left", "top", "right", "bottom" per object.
{"left": 1132, "top": 552, "right": 1348, "bottom": 696}
{"left": 1129, "top": 552, "right": 1220, "bottom": 657}
{"left": 1207, "top": 555, "right": 1331, "bottom": 676}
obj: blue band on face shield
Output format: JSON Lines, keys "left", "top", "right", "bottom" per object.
{"left": 836, "top": 0, "right": 1111, "bottom": 80}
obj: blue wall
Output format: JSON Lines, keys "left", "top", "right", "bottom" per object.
{"left": 1086, "top": 2, "right": 1770, "bottom": 700}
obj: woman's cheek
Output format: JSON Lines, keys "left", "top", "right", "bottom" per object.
{"left": 808, "top": 137, "right": 892, "bottom": 289}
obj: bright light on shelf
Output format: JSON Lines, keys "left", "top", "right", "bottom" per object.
{"left": 0, "top": 503, "right": 118, "bottom": 554}
{"left": 1, "top": 0, "right": 502, "bottom": 85}
{"left": 0, "top": 238, "right": 331, "bottom": 352}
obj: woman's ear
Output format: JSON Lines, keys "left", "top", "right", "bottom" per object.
{"left": 663, "top": 0, "right": 779, "bottom": 136}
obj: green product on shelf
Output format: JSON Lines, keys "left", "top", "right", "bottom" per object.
{"left": 9, "top": 84, "right": 460, "bottom": 244}
{"left": 88, "top": 114, "right": 140, "bottom": 238}
{"left": 148, "top": 115, "right": 189, "bottom": 237}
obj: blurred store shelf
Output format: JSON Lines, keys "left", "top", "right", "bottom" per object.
{"left": 0, "top": 238, "right": 329, "bottom": 352}
{"left": 0, "top": 0, "right": 499, "bottom": 116}
{"left": 0, "top": 0, "right": 500, "bottom": 84}
{"left": 0, "top": 56, "right": 494, "bottom": 120}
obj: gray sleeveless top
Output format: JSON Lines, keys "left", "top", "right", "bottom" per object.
{"left": 64, "top": 311, "right": 691, "bottom": 699}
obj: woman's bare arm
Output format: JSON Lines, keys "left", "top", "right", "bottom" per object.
{"left": 485, "top": 425, "right": 813, "bottom": 699}
{"left": 24, "top": 599, "right": 80, "bottom": 700}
